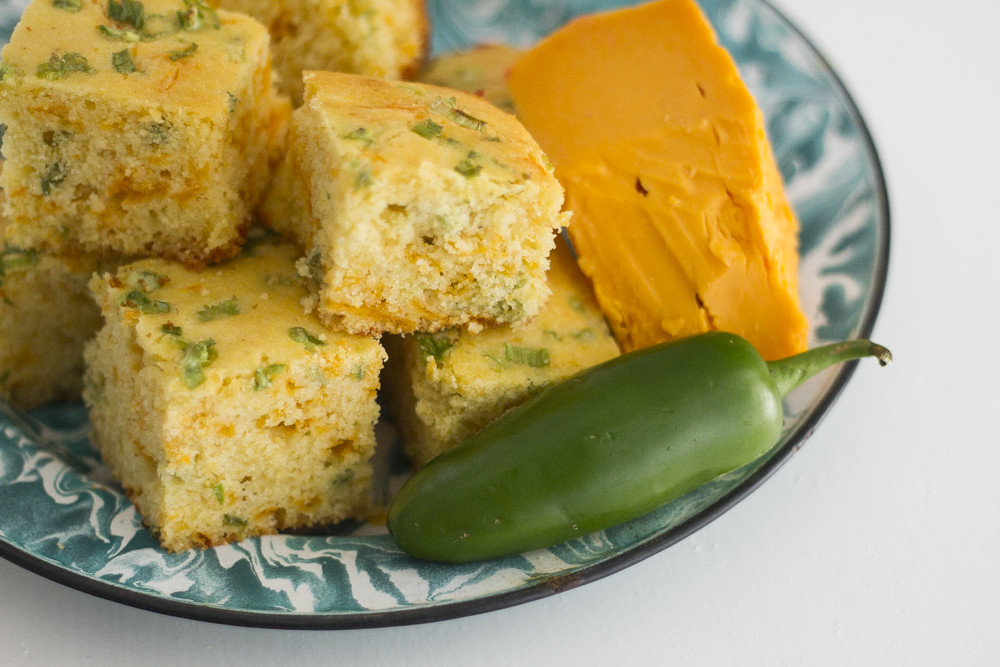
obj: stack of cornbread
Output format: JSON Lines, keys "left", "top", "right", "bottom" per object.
{"left": 0, "top": 0, "right": 620, "bottom": 551}
{"left": 1, "top": 0, "right": 808, "bottom": 555}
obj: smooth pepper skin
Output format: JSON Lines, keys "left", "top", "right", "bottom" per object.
{"left": 387, "top": 331, "right": 785, "bottom": 563}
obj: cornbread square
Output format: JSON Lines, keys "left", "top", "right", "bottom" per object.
{"left": 83, "top": 244, "right": 386, "bottom": 551}
{"left": 385, "top": 239, "right": 620, "bottom": 466}
{"left": 261, "top": 71, "right": 569, "bottom": 335}
{"left": 210, "top": 0, "right": 428, "bottom": 105}
{"left": 0, "top": 0, "right": 290, "bottom": 266}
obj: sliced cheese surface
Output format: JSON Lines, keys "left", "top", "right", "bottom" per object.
{"left": 507, "top": 0, "right": 808, "bottom": 360}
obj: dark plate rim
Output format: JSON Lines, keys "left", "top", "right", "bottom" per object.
{"left": 0, "top": 0, "right": 890, "bottom": 630}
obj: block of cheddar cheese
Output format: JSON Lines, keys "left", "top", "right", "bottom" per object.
{"left": 507, "top": 0, "right": 808, "bottom": 360}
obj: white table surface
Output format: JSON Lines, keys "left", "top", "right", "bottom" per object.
{"left": 3, "top": 0, "right": 998, "bottom": 664}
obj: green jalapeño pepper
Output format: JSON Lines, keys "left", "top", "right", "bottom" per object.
{"left": 386, "top": 331, "right": 891, "bottom": 563}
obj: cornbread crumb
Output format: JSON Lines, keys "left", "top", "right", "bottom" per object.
{"left": 210, "top": 0, "right": 428, "bottom": 104}
{"left": 83, "top": 244, "right": 386, "bottom": 551}
{"left": 0, "top": 0, "right": 290, "bottom": 266}
{"left": 261, "top": 71, "right": 569, "bottom": 336}
{"left": 385, "top": 239, "right": 620, "bottom": 466}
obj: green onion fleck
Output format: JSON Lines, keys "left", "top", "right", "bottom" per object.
{"left": 169, "top": 42, "right": 198, "bottom": 61}
{"left": 112, "top": 49, "right": 136, "bottom": 74}
{"left": 1, "top": 248, "right": 40, "bottom": 273}
{"left": 0, "top": 62, "right": 16, "bottom": 81}
{"left": 253, "top": 363, "right": 286, "bottom": 390}
{"left": 418, "top": 334, "right": 453, "bottom": 365}
{"left": 176, "top": 337, "right": 217, "bottom": 388}
{"left": 160, "top": 322, "right": 182, "bottom": 336}
{"left": 40, "top": 162, "right": 67, "bottom": 195}
{"left": 454, "top": 157, "right": 481, "bottom": 179}
{"left": 144, "top": 122, "right": 171, "bottom": 145}
{"left": 344, "top": 127, "right": 375, "bottom": 146}
{"left": 289, "top": 326, "right": 326, "bottom": 352}
{"left": 53, "top": 0, "right": 82, "bottom": 11}
{"left": 0, "top": 248, "right": 39, "bottom": 288}
{"left": 108, "top": 0, "right": 145, "bottom": 29}
{"left": 332, "top": 469, "right": 355, "bottom": 485}
{"left": 412, "top": 118, "right": 443, "bottom": 139}
{"left": 98, "top": 24, "right": 141, "bottom": 41}
{"left": 223, "top": 514, "right": 247, "bottom": 529}
{"left": 212, "top": 483, "right": 224, "bottom": 505}
{"left": 430, "top": 96, "right": 457, "bottom": 114}
{"left": 447, "top": 108, "right": 487, "bottom": 132}
{"left": 35, "top": 52, "right": 95, "bottom": 81}
{"left": 429, "top": 96, "right": 488, "bottom": 132}
{"left": 308, "top": 367, "right": 327, "bottom": 386}
{"left": 37, "top": 52, "right": 94, "bottom": 80}
{"left": 120, "top": 289, "right": 170, "bottom": 314}
{"left": 495, "top": 298, "right": 525, "bottom": 321}
{"left": 178, "top": 0, "right": 220, "bottom": 31}
{"left": 505, "top": 342, "right": 550, "bottom": 368}
{"left": 354, "top": 164, "right": 373, "bottom": 189}
{"left": 196, "top": 298, "right": 240, "bottom": 322}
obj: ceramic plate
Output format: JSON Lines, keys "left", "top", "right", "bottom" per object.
{"left": 0, "top": 0, "right": 888, "bottom": 628}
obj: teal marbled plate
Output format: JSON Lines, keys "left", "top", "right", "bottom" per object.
{"left": 0, "top": 0, "right": 888, "bottom": 628}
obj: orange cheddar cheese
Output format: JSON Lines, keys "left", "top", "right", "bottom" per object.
{"left": 506, "top": 0, "right": 808, "bottom": 360}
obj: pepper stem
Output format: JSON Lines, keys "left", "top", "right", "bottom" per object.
{"left": 767, "top": 339, "right": 892, "bottom": 398}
